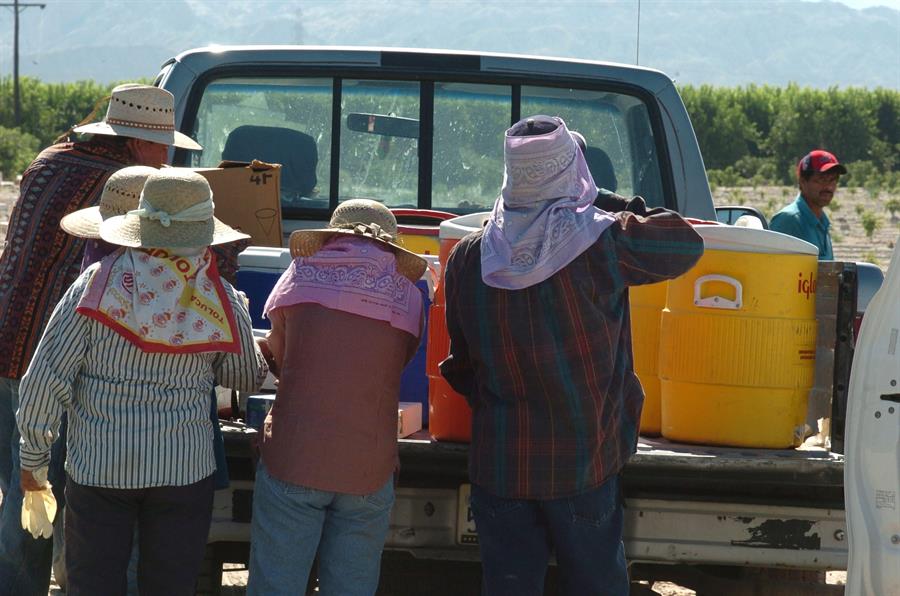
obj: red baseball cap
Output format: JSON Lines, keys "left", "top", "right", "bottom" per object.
{"left": 798, "top": 150, "right": 848, "bottom": 177}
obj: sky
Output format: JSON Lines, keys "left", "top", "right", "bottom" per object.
{"left": 818, "top": 0, "right": 900, "bottom": 7}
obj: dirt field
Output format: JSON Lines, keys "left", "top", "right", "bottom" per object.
{"left": 711, "top": 184, "right": 898, "bottom": 272}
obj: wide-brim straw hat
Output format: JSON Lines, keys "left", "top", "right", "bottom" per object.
{"left": 289, "top": 199, "right": 427, "bottom": 282}
{"left": 73, "top": 84, "right": 202, "bottom": 150}
{"left": 99, "top": 167, "right": 249, "bottom": 249}
{"left": 61, "top": 166, "right": 159, "bottom": 239}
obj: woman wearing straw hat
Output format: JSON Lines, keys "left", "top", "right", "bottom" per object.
{"left": 0, "top": 83, "right": 202, "bottom": 596}
{"left": 246, "top": 199, "right": 426, "bottom": 596}
{"left": 16, "top": 168, "right": 268, "bottom": 596}
{"left": 60, "top": 165, "right": 237, "bottom": 594}
{"left": 62, "top": 166, "right": 240, "bottom": 486}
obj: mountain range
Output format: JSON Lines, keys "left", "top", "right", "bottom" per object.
{"left": 0, "top": 0, "right": 897, "bottom": 88}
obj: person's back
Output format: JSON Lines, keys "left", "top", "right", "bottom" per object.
{"left": 440, "top": 115, "right": 703, "bottom": 596}
{"left": 442, "top": 212, "right": 701, "bottom": 498}
{"left": 0, "top": 84, "right": 203, "bottom": 596}
{"left": 260, "top": 300, "right": 418, "bottom": 493}
{"left": 248, "top": 200, "right": 426, "bottom": 596}
{"left": 16, "top": 168, "right": 265, "bottom": 596}
{"left": 0, "top": 136, "right": 134, "bottom": 381}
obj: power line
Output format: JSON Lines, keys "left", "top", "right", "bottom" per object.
{"left": 1, "top": 0, "right": 46, "bottom": 127}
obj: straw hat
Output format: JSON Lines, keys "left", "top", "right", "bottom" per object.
{"left": 73, "top": 84, "right": 202, "bottom": 150}
{"left": 60, "top": 166, "right": 158, "bottom": 238}
{"left": 289, "top": 199, "right": 427, "bottom": 282}
{"left": 99, "top": 168, "right": 249, "bottom": 249}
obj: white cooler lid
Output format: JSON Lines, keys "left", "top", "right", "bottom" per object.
{"left": 238, "top": 246, "right": 293, "bottom": 271}
{"left": 694, "top": 224, "right": 819, "bottom": 255}
{"left": 439, "top": 212, "right": 491, "bottom": 240}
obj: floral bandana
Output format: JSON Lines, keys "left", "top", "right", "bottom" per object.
{"left": 480, "top": 116, "right": 616, "bottom": 290}
{"left": 77, "top": 247, "right": 239, "bottom": 353}
{"left": 263, "top": 235, "right": 424, "bottom": 338}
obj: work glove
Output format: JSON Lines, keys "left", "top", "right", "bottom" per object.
{"left": 21, "top": 467, "right": 57, "bottom": 539}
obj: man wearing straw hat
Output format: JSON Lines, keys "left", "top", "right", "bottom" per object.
{"left": 440, "top": 115, "right": 704, "bottom": 595}
{"left": 0, "top": 83, "right": 202, "bottom": 596}
{"left": 16, "top": 168, "right": 268, "bottom": 596}
{"left": 246, "top": 200, "right": 426, "bottom": 595}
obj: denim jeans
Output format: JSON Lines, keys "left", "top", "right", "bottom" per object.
{"left": 470, "top": 474, "right": 628, "bottom": 596}
{"left": 0, "top": 377, "right": 68, "bottom": 596}
{"left": 247, "top": 461, "right": 394, "bottom": 596}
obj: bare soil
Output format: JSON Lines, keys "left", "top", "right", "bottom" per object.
{"left": 712, "top": 185, "right": 899, "bottom": 271}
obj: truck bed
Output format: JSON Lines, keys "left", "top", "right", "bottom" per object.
{"left": 397, "top": 433, "right": 844, "bottom": 509}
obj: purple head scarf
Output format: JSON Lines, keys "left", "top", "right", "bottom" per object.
{"left": 263, "top": 235, "right": 424, "bottom": 338}
{"left": 480, "top": 116, "right": 616, "bottom": 290}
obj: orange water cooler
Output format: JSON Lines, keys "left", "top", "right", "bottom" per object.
{"left": 426, "top": 213, "right": 491, "bottom": 442}
{"left": 392, "top": 209, "right": 455, "bottom": 256}
{"left": 630, "top": 281, "right": 669, "bottom": 436}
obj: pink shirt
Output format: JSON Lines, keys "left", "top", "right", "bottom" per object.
{"left": 259, "top": 302, "right": 420, "bottom": 494}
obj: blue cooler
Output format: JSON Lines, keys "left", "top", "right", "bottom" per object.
{"left": 236, "top": 247, "right": 435, "bottom": 424}
{"left": 399, "top": 265, "right": 436, "bottom": 426}
{"left": 236, "top": 247, "right": 293, "bottom": 329}
{"left": 245, "top": 394, "right": 276, "bottom": 430}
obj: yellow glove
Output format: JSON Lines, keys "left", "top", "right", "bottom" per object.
{"left": 21, "top": 467, "right": 57, "bottom": 539}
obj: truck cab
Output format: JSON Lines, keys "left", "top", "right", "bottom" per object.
{"left": 157, "top": 45, "right": 716, "bottom": 233}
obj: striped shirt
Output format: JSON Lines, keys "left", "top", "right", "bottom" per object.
{"left": 17, "top": 262, "right": 268, "bottom": 488}
{"left": 0, "top": 138, "right": 133, "bottom": 379}
{"left": 440, "top": 195, "right": 704, "bottom": 499}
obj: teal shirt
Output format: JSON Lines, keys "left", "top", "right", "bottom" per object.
{"left": 769, "top": 194, "right": 833, "bottom": 260}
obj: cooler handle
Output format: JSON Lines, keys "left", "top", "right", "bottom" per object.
{"left": 693, "top": 274, "right": 742, "bottom": 310}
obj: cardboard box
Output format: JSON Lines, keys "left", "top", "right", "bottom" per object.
{"left": 398, "top": 402, "right": 423, "bottom": 438}
{"left": 195, "top": 160, "right": 283, "bottom": 247}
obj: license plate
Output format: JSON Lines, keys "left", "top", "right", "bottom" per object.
{"left": 456, "top": 484, "right": 479, "bottom": 545}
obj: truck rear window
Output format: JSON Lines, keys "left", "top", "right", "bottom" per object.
{"left": 188, "top": 75, "right": 665, "bottom": 219}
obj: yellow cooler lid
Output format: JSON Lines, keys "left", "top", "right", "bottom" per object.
{"left": 693, "top": 224, "right": 818, "bottom": 255}
{"left": 439, "top": 212, "right": 491, "bottom": 241}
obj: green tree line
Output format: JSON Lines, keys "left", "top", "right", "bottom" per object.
{"left": 1, "top": 76, "right": 899, "bottom": 192}
{"left": 0, "top": 77, "right": 134, "bottom": 180}
{"left": 678, "top": 83, "right": 900, "bottom": 190}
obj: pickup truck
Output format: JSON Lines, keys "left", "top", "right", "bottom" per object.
{"left": 153, "top": 46, "right": 888, "bottom": 595}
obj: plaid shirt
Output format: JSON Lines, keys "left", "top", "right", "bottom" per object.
{"left": 0, "top": 138, "right": 132, "bottom": 379}
{"left": 440, "top": 195, "right": 704, "bottom": 499}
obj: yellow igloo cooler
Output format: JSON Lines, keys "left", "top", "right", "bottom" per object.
{"left": 658, "top": 225, "right": 819, "bottom": 448}
{"left": 630, "top": 281, "right": 669, "bottom": 436}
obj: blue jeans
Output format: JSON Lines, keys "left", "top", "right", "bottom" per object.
{"left": 470, "top": 474, "right": 628, "bottom": 596}
{"left": 247, "top": 461, "right": 394, "bottom": 596}
{"left": 0, "top": 377, "right": 67, "bottom": 596}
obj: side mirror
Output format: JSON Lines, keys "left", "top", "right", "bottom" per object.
{"left": 715, "top": 206, "right": 768, "bottom": 229}
{"left": 346, "top": 113, "right": 420, "bottom": 139}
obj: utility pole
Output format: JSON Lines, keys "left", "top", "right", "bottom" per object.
{"left": 636, "top": 0, "right": 641, "bottom": 66}
{"left": 1, "top": 0, "right": 46, "bottom": 126}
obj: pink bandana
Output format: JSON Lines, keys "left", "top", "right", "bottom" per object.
{"left": 481, "top": 116, "right": 616, "bottom": 290}
{"left": 263, "top": 235, "right": 424, "bottom": 338}
{"left": 77, "top": 247, "right": 240, "bottom": 353}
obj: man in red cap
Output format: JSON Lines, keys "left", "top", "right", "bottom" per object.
{"left": 769, "top": 149, "right": 848, "bottom": 260}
